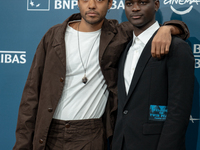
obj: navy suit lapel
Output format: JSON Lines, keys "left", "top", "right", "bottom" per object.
{"left": 125, "top": 33, "right": 157, "bottom": 104}
{"left": 118, "top": 40, "right": 133, "bottom": 102}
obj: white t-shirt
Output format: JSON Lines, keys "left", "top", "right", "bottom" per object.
{"left": 53, "top": 22, "right": 109, "bottom": 120}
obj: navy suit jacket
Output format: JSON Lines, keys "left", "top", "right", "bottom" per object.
{"left": 112, "top": 33, "right": 195, "bottom": 150}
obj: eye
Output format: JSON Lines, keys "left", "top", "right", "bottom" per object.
{"left": 96, "top": 0, "right": 104, "bottom": 2}
{"left": 140, "top": 1, "right": 147, "bottom": 4}
{"left": 125, "top": 2, "right": 133, "bottom": 6}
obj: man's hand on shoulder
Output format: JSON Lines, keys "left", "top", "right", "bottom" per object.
{"left": 151, "top": 26, "right": 174, "bottom": 58}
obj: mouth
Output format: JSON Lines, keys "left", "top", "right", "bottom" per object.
{"left": 86, "top": 11, "right": 99, "bottom": 17}
{"left": 131, "top": 14, "right": 142, "bottom": 19}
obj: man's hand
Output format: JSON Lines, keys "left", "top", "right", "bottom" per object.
{"left": 151, "top": 25, "right": 180, "bottom": 58}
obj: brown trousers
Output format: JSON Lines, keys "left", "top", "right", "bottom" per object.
{"left": 45, "top": 118, "right": 106, "bottom": 150}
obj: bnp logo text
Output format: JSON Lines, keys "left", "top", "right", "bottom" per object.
{"left": 0, "top": 51, "right": 26, "bottom": 64}
{"left": 194, "top": 44, "right": 200, "bottom": 68}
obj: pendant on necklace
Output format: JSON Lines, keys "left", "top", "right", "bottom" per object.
{"left": 82, "top": 76, "right": 88, "bottom": 84}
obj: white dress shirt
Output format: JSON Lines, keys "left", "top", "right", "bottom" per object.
{"left": 124, "top": 21, "right": 160, "bottom": 94}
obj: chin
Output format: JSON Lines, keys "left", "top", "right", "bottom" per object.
{"left": 128, "top": 19, "right": 142, "bottom": 26}
{"left": 130, "top": 22, "right": 143, "bottom": 28}
{"left": 86, "top": 18, "right": 103, "bottom": 25}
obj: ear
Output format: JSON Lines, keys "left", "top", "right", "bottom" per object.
{"left": 108, "top": 0, "right": 113, "bottom": 9}
{"left": 155, "top": 0, "right": 160, "bottom": 12}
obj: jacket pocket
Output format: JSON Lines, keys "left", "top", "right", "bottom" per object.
{"left": 143, "top": 122, "right": 164, "bottom": 135}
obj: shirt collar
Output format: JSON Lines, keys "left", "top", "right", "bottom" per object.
{"left": 132, "top": 21, "right": 160, "bottom": 46}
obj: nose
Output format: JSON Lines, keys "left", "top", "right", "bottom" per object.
{"left": 132, "top": 3, "right": 140, "bottom": 11}
{"left": 88, "top": 0, "right": 96, "bottom": 9}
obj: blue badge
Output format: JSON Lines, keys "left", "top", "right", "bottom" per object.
{"left": 149, "top": 105, "right": 168, "bottom": 121}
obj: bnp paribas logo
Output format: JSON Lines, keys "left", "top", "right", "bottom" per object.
{"left": 190, "top": 115, "right": 200, "bottom": 123}
{"left": 194, "top": 44, "right": 200, "bottom": 68}
{"left": 0, "top": 50, "right": 26, "bottom": 64}
{"left": 27, "top": 0, "right": 50, "bottom": 11}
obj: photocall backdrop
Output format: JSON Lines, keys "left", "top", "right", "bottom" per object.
{"left": 0, "top": 0, "right": 199, "bottom": 149}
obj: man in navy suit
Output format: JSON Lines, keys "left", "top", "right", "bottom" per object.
{"left": 112, "top": 0, "right": 195, "bottom": 149}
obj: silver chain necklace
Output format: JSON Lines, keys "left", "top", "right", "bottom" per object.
{"left": 77, "top": 23, "right": 100, "bottom": 84}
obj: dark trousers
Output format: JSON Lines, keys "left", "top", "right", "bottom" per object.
{"left": 46, "top": 118, "right": 106, "bottom": 150}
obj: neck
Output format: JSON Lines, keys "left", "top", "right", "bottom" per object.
{"left": 80, "top": 18, "right": 104, "bottom": 32}
{"left": 133, "top": 20, "right": 156, "bottom": 36}
{"left": 133, "top": 28, "right": 145, "bottom": 37}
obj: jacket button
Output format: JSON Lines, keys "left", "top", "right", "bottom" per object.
{"left": 60, "top": 77, "right": 64, "bottom": 82}
{"left": 65, "top": 123, "right": 70, "bottom": 128}
{"left": 123, "top": 110, "right": 128, "bottom": 115}
{"left": 48, "top": 108, "right": 53, "bottom": 112}
{"left": 39, "top": 139, "right": 44, "bottom": 144}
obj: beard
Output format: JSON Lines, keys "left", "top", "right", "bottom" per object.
{"left": 80, "top": 10, "right": 106, "bottom": 25}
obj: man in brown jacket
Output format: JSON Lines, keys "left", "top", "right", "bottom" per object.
{"left": 13, "top": 0, "right": 189, "bottom": 149}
